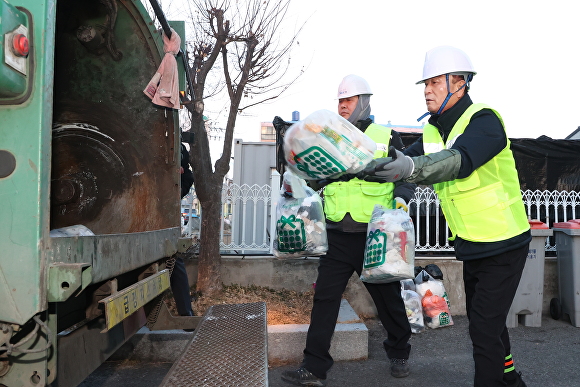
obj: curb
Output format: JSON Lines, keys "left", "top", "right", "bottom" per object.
{"left": 111, "top": 299, "right": 368, "bottom": 364}
{"left": 268, "top": 299, "right": 368, "bottom": 365}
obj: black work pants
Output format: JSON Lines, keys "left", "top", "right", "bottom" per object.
{"left": 303, "top": 230, "right": 411, "bottom": 379}
{"left": 170, "top": 257, "right": 193, "bottom": 316}
{"left": 463, "top": 244, "right": 529, "bottom": 387}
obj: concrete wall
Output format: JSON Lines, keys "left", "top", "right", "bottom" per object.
{"left": 182, "top": 256, "right": 559, "bottom": 318}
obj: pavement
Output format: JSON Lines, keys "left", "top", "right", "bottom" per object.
{"left": 79, "top": 315, "right": 578, "bottom": 387}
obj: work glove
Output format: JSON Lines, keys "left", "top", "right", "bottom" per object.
{"left": 394, "top": 197, "right": 408, "bottom": 212}
{"left": 356, "top": 146, "right": 415, "bottom": 182}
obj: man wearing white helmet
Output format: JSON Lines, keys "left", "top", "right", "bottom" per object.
{"left": 357, "top": 46, "right": 530, "bottom": 387}
{"left": 281, "top": 75, "right": 415, "bottom": 386}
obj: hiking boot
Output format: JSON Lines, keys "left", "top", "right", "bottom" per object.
{"left": 390, "top": 358, "right": 410, "bottom": 378}
{"left": 281, "top": 367, "right": 327, "bottom": 386}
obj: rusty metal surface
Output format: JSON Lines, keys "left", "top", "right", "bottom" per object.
{"left": 160, "top": 302, "right": 268, "bottom": 387}
{"left": 50, "top": 0, "right": 180, "bottom": 234}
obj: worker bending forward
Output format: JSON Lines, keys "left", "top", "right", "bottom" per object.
{"left": 281, "top": 74, "right": 414, "bottom": 387}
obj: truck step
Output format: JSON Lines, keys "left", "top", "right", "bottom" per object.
{"left": 159, "top": 302, "right": 268, "bottom": 387}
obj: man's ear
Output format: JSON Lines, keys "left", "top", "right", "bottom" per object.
{"left": 453, "top": 78, "right": 466, "bottom": 93}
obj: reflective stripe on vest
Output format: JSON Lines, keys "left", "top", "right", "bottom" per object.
{"left": 422, "top": 103, "right": 529, "bottom": 242}
{"left": 323, "top": 124, "right": 395, "bottom": 223}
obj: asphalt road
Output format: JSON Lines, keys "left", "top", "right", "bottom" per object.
{"left": 79, "top": 315, "right": 578, "bottom": 387}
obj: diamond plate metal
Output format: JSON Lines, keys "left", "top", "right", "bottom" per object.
{"left": 160, "top": 302, "right": 268, "bottom": 387}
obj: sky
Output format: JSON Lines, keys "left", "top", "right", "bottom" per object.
{"left": 221, "top": 0, "right": 580, "bottom": 142}
{"left": 156, "top": 0, "right": 580, "bottom": 168}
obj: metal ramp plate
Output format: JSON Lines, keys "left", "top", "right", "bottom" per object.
{"left": 160, "top": 302, "right": 268, "bottom": 387}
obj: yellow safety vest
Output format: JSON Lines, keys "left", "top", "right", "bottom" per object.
{"left": 323, "top": 124, "right": 395, "bottom": 223}
{"left": 422, "top": 103, "right": 529, "bottom": 242}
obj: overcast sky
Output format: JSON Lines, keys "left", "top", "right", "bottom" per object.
{"left": 223, "top": 0, "right": 579, "bottom": 141}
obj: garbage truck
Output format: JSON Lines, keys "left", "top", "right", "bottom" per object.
{"left": 0, "top": 0, "right": 187, "bottom": 385}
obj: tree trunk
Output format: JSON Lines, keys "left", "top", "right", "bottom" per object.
{"left": 196, "top": 189, "right": 223, "bottom": 297}
{"left": 182, "top": 0, "right": 299, "bottom": 298}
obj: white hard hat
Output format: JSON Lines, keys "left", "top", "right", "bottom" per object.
{"left": 416, "top": 46, "right": 476, "bottom": 84}
{"left": 337, "top": 74, "right": 373, "bottom": 99}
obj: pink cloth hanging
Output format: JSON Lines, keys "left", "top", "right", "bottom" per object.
{"left": 143, "top": 28, "right": 181, "bottom": 109}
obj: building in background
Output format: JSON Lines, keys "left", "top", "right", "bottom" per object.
{"left": 260, "top": 122, "right": 276, "bottom": 142}
{"left": 382, "top": 120, "right": 425, "bottom": 134}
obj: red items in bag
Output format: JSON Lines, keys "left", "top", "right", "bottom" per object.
{"left": 421, "top": 289, "right": 453, "bottom": 329}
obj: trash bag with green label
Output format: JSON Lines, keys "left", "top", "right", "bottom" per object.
{"left": 283, "top": 109, "right": 377, "bottom": 180}
{"left": 415, "top": 269, "right": 454, "bottom": 329}
{"left": 273, "top": 171, "right": 328, "bottom": 258}
{"left": 360, "top": 204, "right": 415, "bottom": 283}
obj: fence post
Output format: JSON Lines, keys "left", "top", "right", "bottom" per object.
{"left": 269, "top": 169, "right": 281, "bottom": 254}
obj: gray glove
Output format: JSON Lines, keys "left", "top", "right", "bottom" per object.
{"left": 356, "top": 146, "right": 415, "bottom": 182}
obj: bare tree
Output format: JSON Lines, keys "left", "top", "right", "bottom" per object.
{"left": 181, "top": 0, "right": 302, "bottom": 296}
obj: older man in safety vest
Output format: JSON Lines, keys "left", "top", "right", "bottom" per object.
{"left": 357, "top": 46, "right": 530, "bottom": 387}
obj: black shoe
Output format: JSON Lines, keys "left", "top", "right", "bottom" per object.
{"left": 281, "top": 367, "right": 327, "bottom": 386}
{"left": 390, "top": 358, "right": 410, "bottom": 378}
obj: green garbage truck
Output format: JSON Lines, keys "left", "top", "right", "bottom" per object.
{"left": 1, "top": 1, "right": 186, "bottom": 385}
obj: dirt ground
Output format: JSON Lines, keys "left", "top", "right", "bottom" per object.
{"left": 168, "top": 284, "right": 314, "bottom": 325}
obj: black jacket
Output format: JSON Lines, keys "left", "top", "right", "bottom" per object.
{"left": 405, "top": 95, "right": 531, "bottom": 260}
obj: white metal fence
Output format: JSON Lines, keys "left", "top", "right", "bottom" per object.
{"left": 410, "top": 187, "right": 580, "bottom": 253}
{"left": 183, "top": 173, "right": 580, "bottom": 255}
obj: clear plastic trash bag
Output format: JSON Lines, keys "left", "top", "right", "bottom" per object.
{"left": 273, "top": 171, "right": 328, "bottom": 258}
{"left": 283, "top": 109, "right": 376, "bottom": 180}
{"left": 360, "top": 205, "right": 415, "bottom": 283}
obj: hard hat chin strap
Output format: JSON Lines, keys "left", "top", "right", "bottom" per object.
{"left": 436, "top": 74, "right": 468, "bottom": 114}
{"left": 417, "top": 111, "right": 430, "bottom": 122}
{"left": 417, "top": 73, "right": 471, "bottom": 122}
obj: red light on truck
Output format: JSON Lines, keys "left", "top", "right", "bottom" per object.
{"left": 12, "top": 33, "right": 29, "bottom": 57}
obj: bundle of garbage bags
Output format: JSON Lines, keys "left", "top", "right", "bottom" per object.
{"left": 283, "top": 109, "right": 377, "bottom": 180}
{"left": 279, "top": 110, "right": 454, "bottom": 332}
{"left": 400, "top": 264, "right": 454, "bottom": 333}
